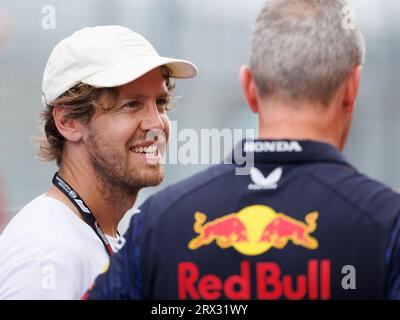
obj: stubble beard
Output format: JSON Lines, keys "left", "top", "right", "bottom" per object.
{"left": 86, "top": 132, "right": 164, "bottom": 199}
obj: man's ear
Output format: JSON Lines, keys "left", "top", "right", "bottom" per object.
{"left": 53, "top": 105, "right": 83, "bottom": 142}
{"left": 240, "top": 66, "right": 259, "bottom": 113}
{"left": 342, "top": 65, "right": 362, "bottom": 113}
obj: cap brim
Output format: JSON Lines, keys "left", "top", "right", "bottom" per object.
{"left": 81, "top": 55, "right": 198, "bottom": 88}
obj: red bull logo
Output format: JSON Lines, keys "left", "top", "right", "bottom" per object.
{"left": 188, "top": 205, "right": 318, "bottom": 255}
{"left": 178, "top": 260, "right": 331, "bottom": 300}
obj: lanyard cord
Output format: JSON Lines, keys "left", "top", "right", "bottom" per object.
{"left": 52, "top": 173, "right": 113, "bottom": 256}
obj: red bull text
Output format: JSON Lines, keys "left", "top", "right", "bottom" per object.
{"left": 178, "top": 260, "right": 331, "bottom": 300}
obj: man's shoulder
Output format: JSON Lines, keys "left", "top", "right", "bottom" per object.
{"left": 1, "top": 195, "right": 57, "bottom": 237}
{"left": 307, "top": 162, "right": 400, "bottom": 217}
{"left": 2, "top": 195, "right": 78, "bottom": 238}
{"left": 140, "top": 164, "right": 236, "bottom": 216}
{"left": 136, "top": 161, "right": 400, "bottom": 230}
{"left": 0, "top": 194, "right": 104, "bottom": 265}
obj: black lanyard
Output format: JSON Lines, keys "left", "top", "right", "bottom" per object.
{"left": 52, "top": 173, "right": 114, "bottom": 256}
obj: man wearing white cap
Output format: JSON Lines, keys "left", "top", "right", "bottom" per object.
{"left": 0, "top": 25, "right": 197, "bottom": 299}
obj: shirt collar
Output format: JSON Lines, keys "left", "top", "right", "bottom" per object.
{"left": 231, "top": 139, "right": 352, "bottom": 167}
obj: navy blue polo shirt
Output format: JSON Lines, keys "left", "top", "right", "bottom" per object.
{"left": 85, "top": 140, "right": 400, "bottom": 300}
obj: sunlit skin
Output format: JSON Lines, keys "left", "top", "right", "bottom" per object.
{"left": 47, "top": 68, "right": 171, "bottom": 237}
{"left": 240, "top": 66, "right": 362, "bottom": 151}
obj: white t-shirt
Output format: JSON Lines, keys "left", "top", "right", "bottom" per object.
{"left": 0, "top": 195, "right": 118, "bottom": 300}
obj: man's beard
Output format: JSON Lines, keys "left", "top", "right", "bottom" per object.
{"left": 85, "top": 131, "right": 164, "bottom": 198}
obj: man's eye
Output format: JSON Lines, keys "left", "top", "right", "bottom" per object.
{"left": 157, "top": 98, "right": 175, "bottom": 111}
{"left": 124, "top": 101, "right": 142, "bottom": 109}
{"left": 156, "top": 98, "right": 169, "bottom": 107}
{"left": 126, "top": 101, "right": 141, "bottom": 108}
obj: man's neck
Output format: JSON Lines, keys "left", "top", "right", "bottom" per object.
{"left": 257, "top": 101, "right": 344, "bottom": 150}
{"left": 46, "top": 162, "right": 137, "bottom": 238}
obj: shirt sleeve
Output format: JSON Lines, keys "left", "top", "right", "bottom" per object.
{"left": 83, "top": 208, "right": 145, "bottom": 300}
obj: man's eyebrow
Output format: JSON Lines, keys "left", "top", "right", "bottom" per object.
{"left": 157, "top": 92, "right": 171, "bottom": 97}
{"left": 120, "top": 91, "right": 170, "bottom": 100}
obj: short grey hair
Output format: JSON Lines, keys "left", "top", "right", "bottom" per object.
{"left": 250, "top": 0, "right": 365, "bottom": 106}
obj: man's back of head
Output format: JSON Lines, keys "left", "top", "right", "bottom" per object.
{"left": 250, "top": 0, "right": 365, "bottom": 106}
{"left": 241, "top": 0, "right": 366, "bottom": 150}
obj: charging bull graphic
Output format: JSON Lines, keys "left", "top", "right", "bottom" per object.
{"left": 188, "top": 205, "right": 318, "bottom": 256}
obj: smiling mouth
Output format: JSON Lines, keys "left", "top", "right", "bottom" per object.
{"left": 129, "top": 143, "right": 162, "bottom": 163}
{"left": 130, "top": 144, "right": 158, "bottom": 155}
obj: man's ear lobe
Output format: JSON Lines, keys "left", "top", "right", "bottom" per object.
{"left": 53, "top": 105, "right": 83, "bottom": 142}
{"left": 343, "top": 66, "right": 362, "bottom": 113}
{"left": 240, "top": 66, "right": 259, "bottom": 113}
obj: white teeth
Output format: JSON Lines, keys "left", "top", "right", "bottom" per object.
{"left": 131, "top": 145, "right": 158, "bottom": 154}
{"left": 147, "top": 145, "right": 157, "bottom": 153}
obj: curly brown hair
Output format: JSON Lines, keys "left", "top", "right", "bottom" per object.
{"left": 36, "top": 66, "right": 175, "bottom": 166}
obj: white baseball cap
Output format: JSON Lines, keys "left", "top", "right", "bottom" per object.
{"left": 42, "top": 25, "right": 198, "bottom": 104}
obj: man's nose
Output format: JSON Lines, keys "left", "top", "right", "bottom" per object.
{"left": 139, "top": 103, "right": 165, "bottom": 132}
